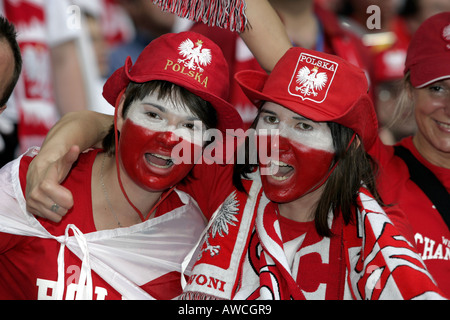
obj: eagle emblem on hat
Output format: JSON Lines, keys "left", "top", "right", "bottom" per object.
{"left": 178, "top": 38, "right": 212, "bottom": 73}
{"left": 443, "top": 24, "right": 450, "bottom": 50}
{"left": 289, "top": 52, "right": 338, "bottom": 103}
{"left": 295, "top": 66, "right": 328, "bottom": 97}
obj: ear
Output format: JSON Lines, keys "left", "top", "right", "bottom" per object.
{"left": 115, "top": 94, "right": 127, "bottom": 132}
{"left": 355, "top": 135, "right": 361, "bottom": 148}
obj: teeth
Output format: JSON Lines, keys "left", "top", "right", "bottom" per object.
{"left": 437, "top": 121, "right": 450, "bottom": 129}
{"left": 152, "top": 153, "right": 171, "bottom": 160}
{"left": 270, "top": 175, "right": 289, "bottom": 181}
{"left": 147, "top": 153, "right": 173, "bottom": 168}
{"left": 268, "top": 160, "right": 293, "bottom": 180}
{"left": 272, "top": 160, "right": 289, "bottom": 167}
{"left": 150, "top": 162, "right": 172, "bottom": 169}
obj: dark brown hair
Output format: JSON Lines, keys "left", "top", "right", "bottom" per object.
{"left": 0, "top": 16, "right": 22, "bottom": 107}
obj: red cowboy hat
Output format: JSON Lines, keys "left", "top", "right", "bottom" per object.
{"left": 235, "top": 47, "right": 378, "bottom": 150}
{"left": 103, "top": 31, "right": 242, "bottom": 132}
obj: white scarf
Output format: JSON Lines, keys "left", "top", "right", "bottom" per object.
{"left": 0, "top": 149, "right": 207, "bottom": 299}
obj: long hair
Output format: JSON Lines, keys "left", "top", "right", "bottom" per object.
{"left": 314, "top": 122, "right": 384, "bottom": 237}
{"left": 233, "top": 110, "right": 385, "bottom": 237}
{"left": 387, "top": 72, "right": 414, "bottom": 129}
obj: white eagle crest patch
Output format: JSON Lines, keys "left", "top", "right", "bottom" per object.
{"left": 178, "top": 38, "right": 212, "bottom": 73}
{"left": 443, "top": 24, "right": 450, "bottom": 49}
{"left": 295, "top": 66, "right": 328, "bottom": 97}
{"left": 200, "top": 191, "right": 239, "bottom": 258}
{"left": 288, "top": 52, "right": 338, "bottom": 103}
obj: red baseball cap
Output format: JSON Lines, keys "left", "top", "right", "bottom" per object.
{"left": 235, "top": 47, "right": 378, "bottom": 150}
{"left": 102, "top": 31, "right": 242, "bottom": 132}
{"left": 405, "top": 12, "right": 450, "bottom": 88}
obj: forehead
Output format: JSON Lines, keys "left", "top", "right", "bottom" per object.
{"left": 129, "top": 90, "right": 197, "bottom": 118}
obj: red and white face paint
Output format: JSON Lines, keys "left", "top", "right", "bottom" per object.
{"left": 256, "top": 102, "right": 335, "bottom": 203}
{"left": 117, "top": 92, "right": 205, "bottom": 192}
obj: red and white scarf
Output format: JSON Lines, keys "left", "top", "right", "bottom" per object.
{"left": 182, "top": 172, "right": 446, "bottom": 300}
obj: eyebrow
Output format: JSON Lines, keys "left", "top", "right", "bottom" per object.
{"left": 142, "top": 102, "right": 166, "bottom": 113}
{"left": 260, "top": 108, "right": 308, "bottom": 121}
{"left": 260, "top": 109, "right": 276, "bottom": 115}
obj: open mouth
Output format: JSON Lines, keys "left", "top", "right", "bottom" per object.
{"left": 269, "top": 160, "right": 294, "bottom": 181}
{"left": 145, "top": 153, "right": 174, "bottom": 169}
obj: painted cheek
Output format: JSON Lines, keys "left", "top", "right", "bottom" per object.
{"left": 261, "top": 136, "right": 335, "bottom": 203}
{"left": 119, "top": 120, "right": 196, "bottom": 192}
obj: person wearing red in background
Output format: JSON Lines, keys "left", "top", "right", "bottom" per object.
{"left": 189, "top": 0, "right": 373, "bottom": 128}
{"left": 0, "top": 31, "right": 242, "bottom": 300}
{"left": 368, "top": 12, "right": 450, "bottom": 297}
{"left": 0, "top": 0, "right": 87, "bottom": 168}
{"left": 337, "top": 0, "right": 450, "bottom": 145}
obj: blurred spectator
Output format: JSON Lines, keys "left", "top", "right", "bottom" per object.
{"left": 338, "top": 0, "right": 450, "bottom": 143}
{"left": 400, "top": 0, "right": 450, "bottom": 34}
{"left": 108, "top": 0, "right": 176, "bottom": 76}
{"left": 98, "top": 0, "right": 135, "bottom": 50}
{"left": 0, "top": 0, "right": 87, "bottom": 167}
{"left": 71, "top": 0, "right": 113, "bottom": 115}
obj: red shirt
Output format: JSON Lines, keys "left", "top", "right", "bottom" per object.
{"left": 0, "top": 150, "right": 234, "bottom": 299}
{"left": 370, "top": 136, "right": 450, "bottom": 296}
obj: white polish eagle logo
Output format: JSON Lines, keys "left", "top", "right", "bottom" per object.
{"left": 200, "top": 191, "right": 239, "bottom": 257}
{"left": 177, "top": 38, "right": 212, "bottom": 73}
{"left": 443, "top": 24, "right": 450, "bottom": 49}
{"left": 295, "top": 66, "right": 328, "bottom": 97}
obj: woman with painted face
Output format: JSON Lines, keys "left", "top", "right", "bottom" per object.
{"left": 180, "top": 47, "right": 445, "bottom": 300}
{"left": 0, "top": 31, "right": 243, "bottom": 299}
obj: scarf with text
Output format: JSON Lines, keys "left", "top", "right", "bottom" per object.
{"left": 181, "top": 173, "right": 446, "bottom": 300}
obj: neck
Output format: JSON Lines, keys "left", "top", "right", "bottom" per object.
{"left": 93, "top": 153, "right": 163, "bottom": 228}
{"left": 277, "top": 185, "right": 324, "bottom": 222}
{"left": 413, "top": 134, "right": 450, "bottom": 169}
{"left": 270, "top": 0, "right": 318, "bottom": 49}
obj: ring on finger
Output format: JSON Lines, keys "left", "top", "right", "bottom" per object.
{"left": 51, "top": 203, "right": 60, "bottom": 213}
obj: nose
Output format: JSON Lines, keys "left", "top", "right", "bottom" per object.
{"left": 257, "top": 133, "right": 290, "bottom": 163}
{"left": 155, "top": 131, "right": 180, "bottom": 148}
{"left": 272, "top": 134, "right": 291, "bottom": 153}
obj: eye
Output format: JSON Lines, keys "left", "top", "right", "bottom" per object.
{"left": 429, "top": 85, "right": 443, "bottom": 92}
{"left": 263, "top": 115, "right": 279, "bottom": 125}
{"left": 182, "top": 119, "right": 203, "bottom": 131}
{"left": 183, "top": 123, "right": 196, "bottom": 130}
{"left": 296, "top": 122, "right": 313, "bottom": 131}
{"left": 146, "top": 111, "right": 162, "bottom": 120}
{"left": 427, "top": 83, "right": 449, "bottom": 96}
